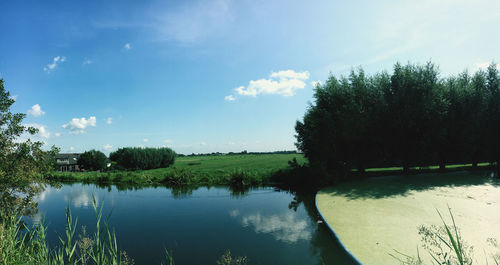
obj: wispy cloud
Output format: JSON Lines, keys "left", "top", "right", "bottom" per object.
{"left": 224, "top": 95, "right": 236, "bottom": 101}
{"left": 106, "top": 117, "right": 113, "bottom": 125}
{"left": 234, "top": 70, "right": 310, "bottom": 97}
{"left": 43, "top": 56, "right": 66, "bottom": 73}
{"left": 103, "top": 144, "right": 113, "bottom": 150}
{"left": 94, "top": 0, "right": 234, "bottom": 44}
{"left": 62, "top": 116, "right": 97, "bottom": 135}
{"left": 83, "top": 58, "right": 92, "bottom": 65}
{"left": 123, "top": 43, "right": 132, "bottom": 51}
{"left": 143, "top": 138, "right": 149, "bottom": 143}
{"left": 153, "top": 0, "right": 234, "bottom": 43}
{"left": 27, "top": 104, "right": 45, "bottom": 117}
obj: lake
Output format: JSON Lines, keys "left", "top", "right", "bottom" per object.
{"left": 30, "top": 183, "right": 356, "bottom": 265}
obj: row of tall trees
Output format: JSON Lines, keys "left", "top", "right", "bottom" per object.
{"left": 110, "top": 147, "right": 176, "bottom": 170}
{"left": 295, "top": 62, "right": 500, "bottom": 178}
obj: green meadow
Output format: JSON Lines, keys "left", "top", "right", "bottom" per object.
{"left": 46, "top": 153, "right": 307, "bottom": 185}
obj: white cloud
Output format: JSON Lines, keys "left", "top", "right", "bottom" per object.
{"left": 55, "top": 132, "right": 61, "bottom": 137}
{"left": 83, "top": 58, "right": 92, "bottom": 65}
{"left": 234, "top": 70, "right": 310, "bottom": 97}
{"left": 62, "top": 116, "right": 97, "bottom": 135}
{"left": 475, "top": 61, "right": 500, "bottom": 70}
{"left": 103, "top": 144, "right": 112, "bottom": 150}
{"left": 143, "top": 138, "right": 149, "bottom": 142}
{"left": 27, "top": 104, "right": 45, "bottom": 117}
{"left": 43, "top": 56, "right": 66, "bottom": 73}
{"left": 200, "top": 141, "right": 207, "bottom": 146}
{"left": 69, "top": 146, "right": 75, "bottom": 151}
{"left": 106, "top": 117, "right": 113, "bottom": 125}
{"left": 310, "top": 80, "right": 322, "bottom": 87}
{"left": 123, "top": 43, "right": 132, "bottom": 51}
{"left": 224, "top": 95, "right": 236, "bottom": 101}
{"left": 25, "top": 123, "right": 50, "bottom": 138}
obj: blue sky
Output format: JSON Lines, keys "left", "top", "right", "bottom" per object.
{"left": 1, "top": 0, "right": 499, "bottom": 155}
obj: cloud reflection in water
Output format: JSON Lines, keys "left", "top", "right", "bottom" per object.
{"left": 230, "top": 210, "right": 312, "bottom": 243}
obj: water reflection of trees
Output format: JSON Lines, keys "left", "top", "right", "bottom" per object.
{"left": 48, "top": 181, "right": 257, "bottom": 199}
{"left": 281, "top": 187, "right": 359, "bottom": 265}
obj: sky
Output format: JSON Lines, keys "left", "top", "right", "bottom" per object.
{"left": 1, "top": 0, "right": 499, "bottom": 155}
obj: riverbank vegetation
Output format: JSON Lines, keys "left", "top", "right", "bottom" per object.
{"left": 0, "top": 198, "right": 170, "bottom": 265}
{"left": 296, "top": 61, "right": 500, "bottom": 182}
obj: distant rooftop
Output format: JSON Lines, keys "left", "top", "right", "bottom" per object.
{"left": 56, "top": 153, "right": 81, "bottom": 165}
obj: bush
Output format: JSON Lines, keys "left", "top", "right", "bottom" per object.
{"left": 78, "top": 149, "right": 108, "bottom": 171}
{"left": 110, "top": 147, "right": 176, "bottom": 170}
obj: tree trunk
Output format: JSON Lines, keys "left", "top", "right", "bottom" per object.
{"left": 439, "top": 163, "right": 446, "bottom": 172}
{"left": 496, "top": 161, "right": 500, "bottom": 178}
{"left": 403, "top": 162, "right": 410, "bottom": 174}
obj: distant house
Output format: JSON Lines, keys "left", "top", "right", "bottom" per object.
{"left": 56, "top": 153, "right": 81, "bottom": 172}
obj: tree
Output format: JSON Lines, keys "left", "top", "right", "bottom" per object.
{"left": 485, "top": 63, "right": 500, "bottom": 172}
{"left": 0, "top": 79, "right": 58, "bottom": 216}
{"left": 77, "top": 149, "right": 108, "bottom": 171}
{"left": 385, "top": 62, "right": 446, "bottom": 172}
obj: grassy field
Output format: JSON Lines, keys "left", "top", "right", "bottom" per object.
{"left": 316, "top": 171, "right": 500, "bottom": 265}
{"left": 46, "top": 153, "right": 307, "bottom": 185}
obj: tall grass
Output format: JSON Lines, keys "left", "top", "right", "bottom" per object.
{"left": 0, "top": 197, "right": 174, "bottom": 265}
{"left": 391, "top": 207, "right": 499, "bottom": 265}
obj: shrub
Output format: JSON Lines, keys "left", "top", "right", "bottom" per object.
{"left": 78, "top": 149, "right": 108, "bottom": 171}
{"left": 110, "top": 147, "right": 176, "bottom": 170}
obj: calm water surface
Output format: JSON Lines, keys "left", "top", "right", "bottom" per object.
{"left": 31, "top": 183, "right": 356, "bottom": 265}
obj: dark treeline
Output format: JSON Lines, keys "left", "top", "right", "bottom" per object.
{"left": 110, "top": 147, "right": 176, "bottom": 170}
{"left": 295, "top": 62, "right": 500, "bottom": 179}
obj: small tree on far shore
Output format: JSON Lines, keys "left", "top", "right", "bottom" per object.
{"left": 78, "top": 149, "right": 107, "bottom": 171}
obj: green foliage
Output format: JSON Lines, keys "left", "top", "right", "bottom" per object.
{"left": 295, "top": 62, "right": 500, "bottom": 181}
{"left": 0, "top": 78, "right": 59, "bottom": 216}
{"left": 78, "top": 150, "right": 108, "bottom": 171}
{"left": 109, "top": 147, "right": 176, "bottom": 170}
